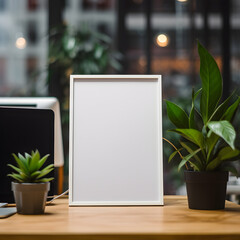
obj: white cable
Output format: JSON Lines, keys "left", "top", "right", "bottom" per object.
{"left": 46, "top": 189, "right": 69, "bottom": 205}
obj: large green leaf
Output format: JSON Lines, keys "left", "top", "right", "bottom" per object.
{"left": 189, "top": 107, "right": 195, "bottom": 129}
{"left": 168, "top": 148, "right": 183, "bottom": 163}
{"left": 222, "top": 96, "right": 240, "bottom": 122}
{"left": 189, "top": 88, "right": 201, "bottom": 129}
{"left": 170, "top": 128, "right": 205, "bottom": 150}
{"left": 216, "top": 147, "right": 240, "bottom": 161}
{"left": 180, "top": 141, "right": 203, "bottom": 170}
{"left": 206, "top": 146, "right": 240, "bottom": 171}
{"left": 165, "top": 100, "right": 189, "bottom": 128}
{"left": 198, "top": 41, "right": 222, "bottom": 124}
{"left": 207, "top": 121, "right": 236, "bottom": 149}
{"left": 194, "top": 108, "right": 204, "bottom": 131}
{"left": 189, "top": 89, "right": 203, "bottom": 131}
{"left": 178, "top": 148, "right": 201, "bottom": 171}
{"left": 206, "top": 132, "right": 219, "bottom": 162}
{"left": 209, "top": 91, "right": 235, "bottom": 122}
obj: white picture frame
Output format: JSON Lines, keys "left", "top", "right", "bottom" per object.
{"left": 69, "top": 75, "right": 163, "bottom": 206}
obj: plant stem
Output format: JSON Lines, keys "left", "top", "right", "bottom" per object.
{"left": 162, "top": 137, "right": 189, "bottom": 170}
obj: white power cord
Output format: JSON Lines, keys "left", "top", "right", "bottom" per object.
{"left": 6, "top": 189, "right": 69, "bottom": 207}
{"left": 46, "top": 189, "right": 69, "bottom": 205}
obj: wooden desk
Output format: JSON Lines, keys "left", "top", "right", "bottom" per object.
{"left": 1, "top": 196, "right": 240, "bottom": 240}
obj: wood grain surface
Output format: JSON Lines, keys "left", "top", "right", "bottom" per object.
{"left": 1, "top": 196, "right": 240, "bottom": 240}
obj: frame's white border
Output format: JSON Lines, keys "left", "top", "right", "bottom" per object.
{"left": 69, "top": 75, "right": 163, "bottom": 206}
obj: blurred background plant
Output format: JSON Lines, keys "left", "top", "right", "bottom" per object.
{"left": 47, "top": 23, "right": 121, "bottom": 187}
{"left": 48, "top": 23, "right": 121, "bottom": 124}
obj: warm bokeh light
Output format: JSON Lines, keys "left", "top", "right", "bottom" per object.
{"left": 156, "top": 34, "right": 169, "bottom": 47}
{"left": 177, "top": 0, "right": 188, "bottom": 2}
{"left": 15, "top": 37, "right": 27, "bottom": 49}
{"left": 138, "top": 56, "right": 146, "bottom": 67}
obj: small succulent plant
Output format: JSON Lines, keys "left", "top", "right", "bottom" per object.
{"left": 8, "top": 150, "right": 54, "bottom": 183}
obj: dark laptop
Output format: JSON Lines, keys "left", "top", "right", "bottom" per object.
{"left": 0, "top": 107, "right": 54, "bottom": 203}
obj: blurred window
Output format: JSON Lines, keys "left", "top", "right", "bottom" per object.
{"left": 0, "top": 0, "right": 240, "bottom": 194}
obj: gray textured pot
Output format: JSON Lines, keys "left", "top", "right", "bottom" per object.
{"left": 11, "top": 182, "right": 50, "bottom": 215}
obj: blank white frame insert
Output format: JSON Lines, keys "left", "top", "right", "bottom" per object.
{"left": 69, "top": 75, "right": 163, "bottom": 206}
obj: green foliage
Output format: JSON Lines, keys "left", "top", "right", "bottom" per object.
{"left": 48, "top": 24, "right": 121, "bottom": 124}
{"left": 166, "top": 41, "right": 240, "bottom": 175}
{"left": 8, "top": 150, "right": 54, "bottom": 183}
{"left": 48, "top": 24, "right": 121, "bottom": 77}
{"left": 198, "top": 41, "right": 222, "bottom": 124}
{"left": 165, "top": 101, "right": 189, "bottom": 128}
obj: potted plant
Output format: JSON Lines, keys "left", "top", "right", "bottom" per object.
{"left": 8, "top": 150, "right": 54, "bottom": 214}
{"left": 165, "top": 41, "right": 240, "bottom": 210}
